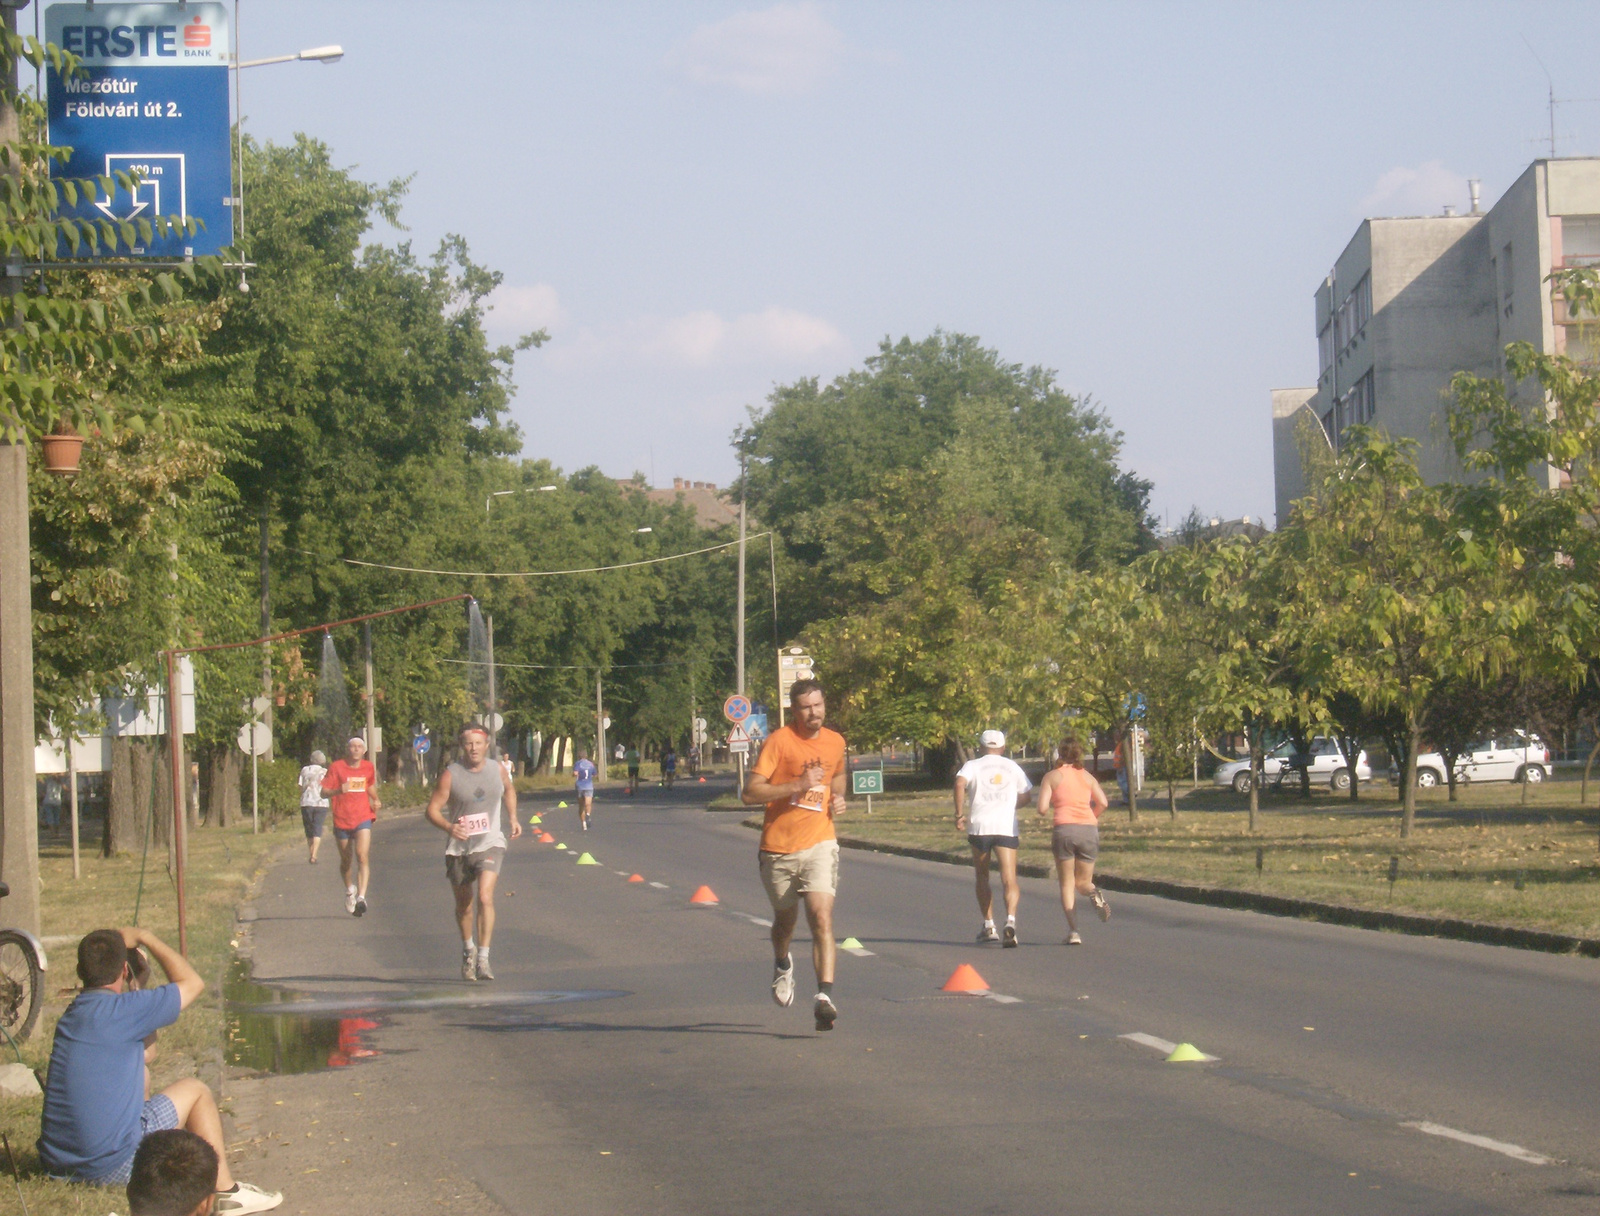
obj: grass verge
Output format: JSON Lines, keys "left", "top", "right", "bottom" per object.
{"left": 1, "top": 814, "right": 303, "bottom": 1214}
{"left": 829, "top": 774, "right": 1600, "bottom": 940}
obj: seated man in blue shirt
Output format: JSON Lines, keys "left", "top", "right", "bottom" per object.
{"left": 38, "top": 927, "right": 282, "bottom": 1214}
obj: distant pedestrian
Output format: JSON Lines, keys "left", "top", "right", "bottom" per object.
{"left": 625, "top": 745, "right": 641, "bottom": 795}
{"left": 742, "top": 678, "right": 848, "bottom": 1031}
{"left": 321, "top": 737, "right": 381, "bottom": 916}
{"left": 662, "top": 746, "right": 678, "bottom": 788}
{"left": 1037, "top": 736, "right": 1110, "bottom": 944}
{"left": 297, "top": 751, "right": 329, "bottom": 865}
{"left": 954, "top": 730, "right": 1032, "bottom": 947}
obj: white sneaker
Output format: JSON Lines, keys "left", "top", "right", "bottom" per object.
{"left": 344, "top": 889, "right": 357, "bottom": 915}
{"left": 476, "top": 954, "right": 495, "bottom": 981}
{"left": 462, "top": 949, "right": 477, "bottom": 982}
{"left": 1066, "top": 931, "right": 1083, "bottom": 946}
{"left": 353, "top": 895, "right": 367, "bottom": 917}
{"left": 813, "top": 992, "right": 838, "bottom": 1032}
{"left": 214, "top": 1181, "right": 284, "bottom": 1214}
{"left": 771, "top": 956, "right": 795, "bottom": 1007}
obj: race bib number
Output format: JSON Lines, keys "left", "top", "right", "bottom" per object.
{"left": 792, "top": 784, "right": 830, "bottom": 814}
{"left": 457, "top": 812, "right": 491, "bottom": 835}
{"left": 344, "top": 775, "right": 368, "bottom": 793}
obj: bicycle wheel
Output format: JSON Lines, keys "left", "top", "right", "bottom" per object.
{"left": 0, "top": 929, "right": 43, "bottom": 1042}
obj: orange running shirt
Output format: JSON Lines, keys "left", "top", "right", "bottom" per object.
{"left": 752, "top": 724, "right": 847, "bottom": 855}
{"left": 1049, "top": 765, "right": 1108, "bottom": 826}
{"left": 321, "top": 758, "right": 378, "bottom": 831}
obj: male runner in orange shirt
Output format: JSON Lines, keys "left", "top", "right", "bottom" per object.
{"left": 741, "top": 679, "right": 848, "bottom": 1031}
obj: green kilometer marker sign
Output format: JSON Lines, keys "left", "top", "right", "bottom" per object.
{"left": 852, "top": 770, "right": 883, "bottom": 796}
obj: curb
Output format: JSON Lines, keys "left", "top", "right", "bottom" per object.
{"left": 826, "top": 833, "right": 1600, "bottom": 960}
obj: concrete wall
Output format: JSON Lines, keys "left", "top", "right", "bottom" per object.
{"left": 1271, "top": 387, "right": 1318, "bottom": 527}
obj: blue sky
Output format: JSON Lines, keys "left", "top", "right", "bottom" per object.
{"left": 201, "top": 2, "right": 1600, "bottom": 526}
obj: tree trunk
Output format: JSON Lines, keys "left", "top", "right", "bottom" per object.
{"left": 151, "top": 738, "right": 173, "bottom": 850}
{"left": 1340, "top": 733, "right": 1361, "bottom": 802}
{"left": 1123, "top": 727, "right": 1139, "bottom": 822}
{"left": 1247, "top": 729, "right": 1261, "bottom": 833}
{"left": 105, "top": 737, "right": 146, "bottom": 856}
{"left": 1444, "top": 748, "right": 1459, "bottom": 803}
{"left": 203, "top": 747, "right": 242, "bottom": 828}
{"left": 1581, "top": 736, "right": 1600, "bottom": 807}
{"left": 1401, "top": 721, "right": 1420, "bottom": 839}
{"left": 1167, "top": 776, "right": 1178, "bottom": 821}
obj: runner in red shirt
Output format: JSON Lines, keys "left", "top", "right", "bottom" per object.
{"left": 321, "top": 737, "right": 381, "bottom": 917}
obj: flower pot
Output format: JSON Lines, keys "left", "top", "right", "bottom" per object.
{"left": 40, "top": 431, "right": 85, "bottom": 476}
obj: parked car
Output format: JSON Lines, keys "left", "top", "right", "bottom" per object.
{"left": 1213, "top": 737, "right": 1373, "bottom": 795}
{"left": 1399, "top": 733, "right": 1551, "bottom": 787}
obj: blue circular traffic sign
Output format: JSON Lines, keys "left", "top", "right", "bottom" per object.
{"left": 413, "top": 734, "right": 431, "bottom": 754}
{"left": 723, "top": 694, "right": 751, "bottom": 724}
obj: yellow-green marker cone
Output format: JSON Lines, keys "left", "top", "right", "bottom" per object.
{"left": 839, "top": 937, "right": 864, "bottom": 949}
{"left": 556, "top": 843, "right": 567, "bottom": 850}
{"left": 529, "top": 814, "right": 542, "bottom": 824}
{"left": 576, "top": 852, "right": 600, "bottom": 865}
{"left": 1165, "top": 1042, "right": 1209, "bottom": 1063}
{"left": 557, "top": 801, "right": 569, "bottom": 808}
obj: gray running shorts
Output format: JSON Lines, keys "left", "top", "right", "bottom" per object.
{"left": 1051, "top": 823, "right": 1099, "bottom": 863}
{"left": 446, "top": 847, "right": 505, "bottom": 887}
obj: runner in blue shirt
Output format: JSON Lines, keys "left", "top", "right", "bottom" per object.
{"left": 573, "top": 747, "right": 598, "bottom": 831}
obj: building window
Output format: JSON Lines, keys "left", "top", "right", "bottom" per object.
{"left": 1563, "top": 217, "right": 1600, "bottom": 267}
{"left": 1332, "top": 273, "right": 1372, "bottom": 355}
{"left": 1327, "top": 370, "right": 1376, "bottom": 449}
{"left": 1318, "top": 321, "right": 1333, "bottom": 381}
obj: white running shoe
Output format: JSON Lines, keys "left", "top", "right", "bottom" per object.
{"left": 344, "top": 888, "right": 357, "bottom": 915}
{"left": 476, "top": 955, "right": 495, "bottom": 982}
{"left": 771, "top": 956, "right": 795, "bottom": 1007}
{"left": 1066, "top": 931, "right": 1083, "bottom": 946}
{"left": 353, "top": 895, "right": 367, "bottom": 917}
{"left": 976, "top": 923, "right": 1000, "bottom": 943}
{"left": 1091, "top": 888, "right": 1111, "bottom": 922}
{"left": 1002, "top": 922, "right": 1018, "bottom": 948}
{"left": 813, "top": 992, "right": 838, "bottom": 1032}
{"left": 214, "top": 1181, "right": 284, "bottom": 1214}
{"left": 462, "top": 950, "right": 477, "bottom": 982}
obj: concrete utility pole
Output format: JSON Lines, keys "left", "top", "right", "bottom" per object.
{"left": 259, "top": 505, "right": 273, "bottom": 760}
{"left": 735, "top": 451, "right": 748, "bottom": 787}
{"left": 0, "top": 7, "right": 40, "bottom": 937}
{"left": 596, "top": 674, "right": 606, "bottom": 783}
{"left": 485, "top": 614, "right": 498, "bottom": 760}
{"left": 363, "top": 619, "right": 377, "bottom": 771}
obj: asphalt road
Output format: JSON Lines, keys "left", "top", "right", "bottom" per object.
{"left": 237, "top": 775, "right": 1600, "bottom": 1215}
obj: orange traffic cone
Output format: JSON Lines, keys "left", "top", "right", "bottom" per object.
{"left": 941, "top": 963, "right": 989, "bottom": 993}
{"left": 689, "top": 885, "right": 719, "bottom": 905}
{"left": 698, "top": 776, "right": 707, "bottom": 783}
{"left": 627, "top": 873, "right": 645, "bottom": 883}
{"left": 539, "top": 832, "right": 555, "bottom": 843}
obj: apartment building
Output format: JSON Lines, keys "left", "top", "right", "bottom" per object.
{"left": 1272, "top": 157, "right": 1600, "bottom": 525}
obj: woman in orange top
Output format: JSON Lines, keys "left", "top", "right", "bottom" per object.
{"left": 1036, "top": 736, "right": 1111, "bottom": 944}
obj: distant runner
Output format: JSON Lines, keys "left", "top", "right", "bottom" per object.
{"left": 321, "top": 737, "right": 380, "bottom": 916}
{"left": 573, "top": 747, "right": 597, "bottom": 831}
{"left": 954, "top": 729, "right": 1032, "bottom": 947}
{"left": 425, "top": 724, "right": 522, "bottom": 981}
{"left": 625, "top": 745, "right": 641, "bottom": 795}
{"left": 742, "top": 678, "right": 848, "bottom": 1032}
{"left": 662, "top": 746, "right": 678, "bottom": 788}
{"left": 297, "top": 750, "right": 329, "bottom": 865}
{"left": 1037, "top": 736, "right": 1110, "bottom": 945}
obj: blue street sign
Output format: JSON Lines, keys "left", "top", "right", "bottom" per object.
{"left": 46, "top": 3, "right": 234, "bottom": 258}
{"left": 745, "top": 713, "right": 768, "bottom": 743}
{"left": 413, "top": 735, "right": 431, "bottom": 754}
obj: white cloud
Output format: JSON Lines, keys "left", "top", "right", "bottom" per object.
{"left": 641, "top": 306, "right": 846, "bottom": 365}
{"left": 1359, "top": 161, "right": 1469, "bottom": 218}
{"left": 484, "top": 283, "right": 565, "bottom": 335}
{"left": 665, "top": 3, "right": 849, "bottom": 95}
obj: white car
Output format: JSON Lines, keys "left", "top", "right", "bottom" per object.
{"left": 1213, "top": 737, "right": 1373, "bottom": 795}
{"left": 1404, "top": 733, "right": 1551, "bottom": 788}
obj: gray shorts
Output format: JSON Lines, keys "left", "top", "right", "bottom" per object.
{"left": 1051, "top": 823, "right": 1099, "bottom": 863}
{"left": 758, "top": 840, "right": 839, "bottom": 911}
{"left": 446, "top": 847, "right": 505, "bottom": 887}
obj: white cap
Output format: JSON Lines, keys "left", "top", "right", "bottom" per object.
{"left": 980, "top": 729, "right": 1005, "bottom": 749}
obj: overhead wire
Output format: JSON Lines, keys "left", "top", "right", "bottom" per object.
{"left": 282, "top": 534, "right": 771, "bottom": 579}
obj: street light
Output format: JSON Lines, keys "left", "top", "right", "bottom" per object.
{"left": 236, "top": 45, "right": 344, "bottom": 69}
{"left": 487, "top": 485, "right": 559, "bottom": 513}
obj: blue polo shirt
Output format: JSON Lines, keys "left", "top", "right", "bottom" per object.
{"left": 573, "top": 759, "right": 597, "bottom": 793}
{"left": 38, "top": 984, "right": 182, "bottom": 1181}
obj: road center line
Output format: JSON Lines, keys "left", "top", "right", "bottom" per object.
{"left": 648, "top": 882, "right": 669, "bottom": 889}
{"left": 1401, "top": 1121, "right": 1553, "bottom": 1166}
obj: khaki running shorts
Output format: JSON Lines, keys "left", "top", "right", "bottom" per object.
{"left": 758, "top": 839, "right": 840, "bottom": 912}
{"left": 1051, "top": 823, "right": 1099, "bottom": 863}
{"left": 446, "top": 847, "right": 505, "bottom": 887}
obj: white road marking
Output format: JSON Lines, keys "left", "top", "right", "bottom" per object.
{"left": 649, "top": 881, "right": 670, "bottom": 889}
{"left": 731, "top": 911, "right": 774, "bottom": 927}
{"left": 841, "top": 946, "right": 875, "bottom": 957}
{"left": 613, "top": 870, "right": 630, "bottom": 877}
{"left": 984, "top": 992, "right": 1022, "bottom": 1005}
{"left": 1401, "top": 1122, "right": 1553, "bottom": 1166}
{"left": 1118, "top": 1032, "right": 1218, "bottom": 1061}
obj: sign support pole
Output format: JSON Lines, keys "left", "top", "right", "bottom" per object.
{"left": 165, "top": 649, "right": 188, "bottom": 957}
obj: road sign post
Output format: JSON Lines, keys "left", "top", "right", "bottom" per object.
{"left": 727, "top": 723, "right": 750, "bottom": 756}
{"left": 852, "top": 767, "right": 884, "bottom": 814}
{"left": 46, "top": 3, "right": 235, "bottom": 258}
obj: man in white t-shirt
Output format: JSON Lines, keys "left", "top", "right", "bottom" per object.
{"left": 954, "top": 729, "right": 1033, "bottom": 947}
